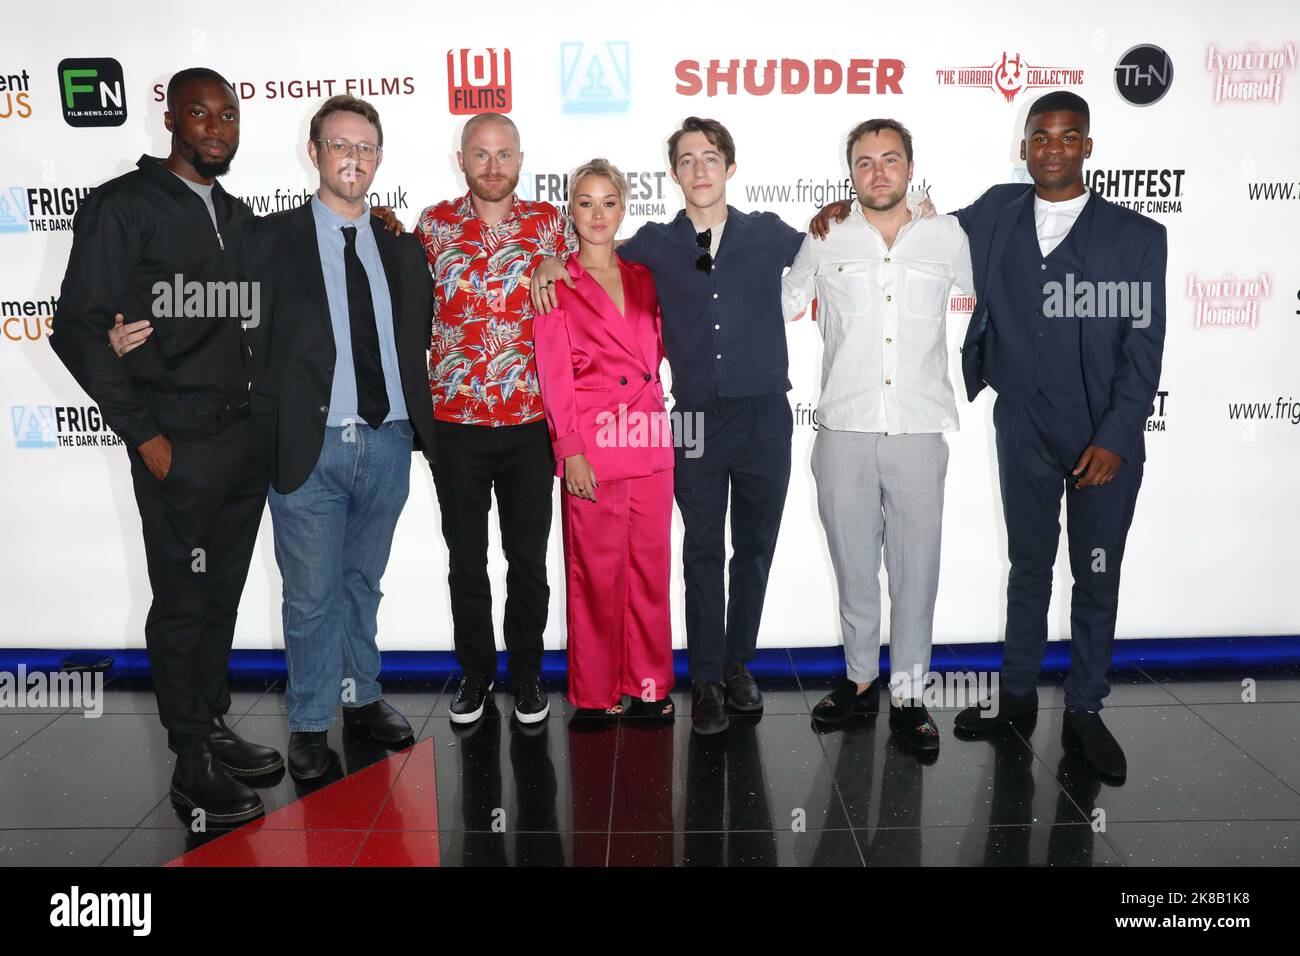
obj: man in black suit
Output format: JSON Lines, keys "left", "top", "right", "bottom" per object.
{"left": 241, "top": 95, "right": 436, "bottom": 779}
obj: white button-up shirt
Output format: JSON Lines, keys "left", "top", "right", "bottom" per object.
{"left": 781, "top": 195, "right": 974, "bottom": 434}
{"left": 1033, "top": 190, "right": 1089, "bottom": 257}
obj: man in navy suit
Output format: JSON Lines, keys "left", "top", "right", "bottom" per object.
{"left": 815, "top": 91, "right": 1166, "bottom": 780}
{"left": 950, "top": 92, "right": 1165, "bottom": 780}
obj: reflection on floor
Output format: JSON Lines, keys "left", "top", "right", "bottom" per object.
{"left": 1, "top": 646, "right": 1299, "bottom": 866}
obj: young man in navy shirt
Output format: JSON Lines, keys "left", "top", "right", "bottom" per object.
{"left": 533, "top": 118, "right": 804, "bottom": 735}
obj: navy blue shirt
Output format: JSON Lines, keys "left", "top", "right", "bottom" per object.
{"left": 620, "top": 206, "right": 803, "bottom": 406}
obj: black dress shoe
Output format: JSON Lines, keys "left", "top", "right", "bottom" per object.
{"left": 812, "top": 678, "right": 879, "bottom": 724}
{"left": 207, "top": 715, "right": 284, "bottom": 777}
{"left": 1062, "top": 709, "right": 1127, "bottom": 782}
{"left": 724, "top": 662, "right": 763, "bottom": 712}
{"left": 449, "top": 674, "right": 493, "bottom": 725}
{"left": 287, "top": 731, "right": 333, "bottom": 781}
{"left": 889, "top": 701, "right": 941, "bottom": 755}
{"left": 342, "top": 699, "right": 413, "bottom": 743}
{"left": 170, "top": 741, "right": 264, "bottom": 825}
{"left": 953, "top": 688, "right": 1038, "bottom": 738}
{"left": 691, "top": 682, "right": 729, "bottom": 735}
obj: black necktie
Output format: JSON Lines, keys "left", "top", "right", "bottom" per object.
{"left": 341, "top": 225, "right": 388, "bottom": 429}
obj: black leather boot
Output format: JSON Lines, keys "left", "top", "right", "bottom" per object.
{"left": 170, "top": 741, "right": 264, "bottom": 826}
{"left": 208, "top": 715, "right": 284, "bottom": 777}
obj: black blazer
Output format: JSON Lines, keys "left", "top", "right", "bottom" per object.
{"left": 244, "top": 202, "right": 436, "bottom": 493}
{"left": 955, "top": 183, "right": 1167, "bottom": 463}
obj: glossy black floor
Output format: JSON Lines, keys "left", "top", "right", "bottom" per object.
{"left": 2, "top": 646, "right": 1299, "bottom": 867}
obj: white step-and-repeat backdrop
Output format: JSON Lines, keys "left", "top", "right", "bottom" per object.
{"left": 2, "top": 0, "right": 1297, "bottom": 652}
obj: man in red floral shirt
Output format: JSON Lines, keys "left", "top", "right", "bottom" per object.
{"left": 415, "top": 113, "right": 575, "bottom": 726}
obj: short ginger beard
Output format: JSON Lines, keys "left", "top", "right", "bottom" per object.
{"left": 466, "top": 168, "right": 518, "bottom": 203}
{"left": 174, "top": 131, "right": 236, "bottom": 178}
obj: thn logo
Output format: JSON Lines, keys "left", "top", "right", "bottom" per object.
{"left": 50, "top": 886, "right": 151, "bottom": 936}
{"left": 1114, "top": 44, "right": 1174, "bottom": 106}
{"left": 58, "top": 57, "right": 127, "bottom": 127}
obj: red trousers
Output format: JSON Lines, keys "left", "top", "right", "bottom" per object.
{"left": 561, "top": 468, "right": 675, "bottom": 708}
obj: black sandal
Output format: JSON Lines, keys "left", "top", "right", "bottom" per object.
{"left": 627, "top": 696, "right": 675, "bottom": 720}
{"left": 812, "top": 678, "right": 878, "bottom": 725}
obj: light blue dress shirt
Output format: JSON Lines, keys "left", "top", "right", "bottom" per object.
{"left": 310, "top": 193, "right": 408, "bottom": 426}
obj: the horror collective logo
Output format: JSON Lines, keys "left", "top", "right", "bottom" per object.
{"left": 935, "top": 52, "right": 1084, "bottom": 102}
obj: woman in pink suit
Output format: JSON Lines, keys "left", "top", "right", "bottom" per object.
{"left": 534, "top": 158, "right": 675, "bottom": 717}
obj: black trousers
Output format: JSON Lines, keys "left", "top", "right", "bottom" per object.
{"left": 127, "top": 393, "right": 268, "bottom": 754}
{"left": 672, "top": 394, "right": 793, "bottom": 683}
{"left": 430, "top": 418, "right": 554, "bottom": 681}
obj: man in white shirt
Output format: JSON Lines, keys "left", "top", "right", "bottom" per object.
{"left": 782, "top": 119, "right": 972, "bottom": 756}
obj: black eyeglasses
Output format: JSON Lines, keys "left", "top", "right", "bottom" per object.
{"left": 695, "top": 228, "right": 712, "bottom": 274}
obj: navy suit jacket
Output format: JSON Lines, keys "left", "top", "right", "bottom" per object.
{"left": 955, "top": 183, "right": 1167, "bottom": 462}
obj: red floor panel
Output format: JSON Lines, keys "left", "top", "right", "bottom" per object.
{"left": 166, "top": 738, "right": 438, "bottom": 867}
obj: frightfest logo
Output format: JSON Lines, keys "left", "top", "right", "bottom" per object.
{"left": 935, "top": 52, "right": 1083, "bottom": 102}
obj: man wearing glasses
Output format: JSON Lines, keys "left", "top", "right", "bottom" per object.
{"left": 533, "top": 117, "right": 804, "bottom": 735}
{"left": 239, "top": 95, "right": 437, "bottom": 778}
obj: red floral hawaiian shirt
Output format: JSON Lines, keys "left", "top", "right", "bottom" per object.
{"left": 415, "top": 191, "right": 577, "bottom": 427}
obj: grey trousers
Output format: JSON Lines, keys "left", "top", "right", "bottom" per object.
{"left": 811, "top": 429, "right": 948, "bottom": 699}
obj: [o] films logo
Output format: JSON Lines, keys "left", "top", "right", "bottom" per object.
{"left": 1147, "top": 389, "right": 1169, "bottom": 433}
{"left": 11, "top": 404, "right": 123, "bottom": 449}
{"left": 447, "top": 48, "right": 511, "bottom": 115}
{"left": 58, "top": 57, "right": 126, "bottom": 127}
{"left": 1207, "top": 42, "right": 1295, "bottom": 103}
{"left": 676, "top": 57, "right": 904, "bottom": 96}
{"left": 935, "top": 52, "right": 1083, "bottom": 102}
{"left": 1085, "top": 168, "right": 1185, "bottom": 214}
{"left": 0, "top": 185, "right": 93, "bottom": 233}
{"left": 1115, "top": 44, "right": 1173, "bottom": 106}
{"left": 1, "top": 68, "right": 32, "bottom": 120}
{"left": 520, "top": 168, "right": 668, "bottom": 217}
{"left": 2, "top": 295, "right": 56, "bottom": 342}
{"left": 1187, "top": 272, "right": 1271, "bottom": 329}
{"left": 562, "top": 41, "right": 630, "bottom": 113}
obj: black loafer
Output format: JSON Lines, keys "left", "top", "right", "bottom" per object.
{"left": 691, "top": 681, "right": 729, "bottom": 735}
{"left": 725, "top": 662, "right": 763, "bottom": 712}
{"left": 1062, "top": 709, "right": 1127, "bottom": 782}
{"left": 812, "top": 678, "right": 879, "bottom": 724}
{"left": 287, "top": 730, "right": 333, "bottom": 781}
{"left": 170, "top": 741, "right": 264, "bottom": 825}
{"left": 889, "top": 701, "right": 941, "bottom": 755}
{"left": 953, "top": 688, "right": 1038, "bottom": 738}
{"left": 342, "top": 699, "right": 413, "bottom": 744}
{"left": 207, "top": 715, "right": 284, "bottom": 777}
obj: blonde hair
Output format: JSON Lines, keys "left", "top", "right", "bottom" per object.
{"left": 568, "top": 158, "right": 629, "bottom": 209}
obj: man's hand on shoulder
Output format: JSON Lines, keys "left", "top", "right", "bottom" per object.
{"left": 809, "top": 200, "right": 853, "bottom": 239}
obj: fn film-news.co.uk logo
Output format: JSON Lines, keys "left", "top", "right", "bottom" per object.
{"left": 58, "top": 57, "right": 127, "bottom": 127}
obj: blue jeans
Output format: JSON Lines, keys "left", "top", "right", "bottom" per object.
{"left": 268, "top": 420, "right": 413, "bottom": 731}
